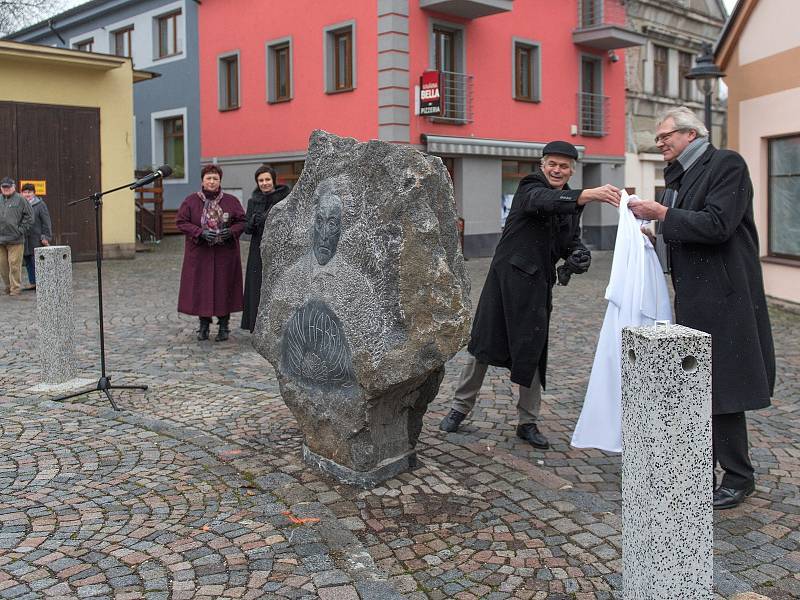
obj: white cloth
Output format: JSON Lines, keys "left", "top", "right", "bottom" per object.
{"left": 571, "top": 191, "right": 672, "bottom": 453}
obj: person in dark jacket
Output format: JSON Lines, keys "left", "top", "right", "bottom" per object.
{"left": 0, "top": 176, "right": 34, "bottom": 296}
{"left": 240, "top": 165, "right": 290, "bottom": 332}
{"left": 629, "top": 106, "right": 775, "bottom": 510}
{"left": 176, "top": 164, "right": 246, "bottom": 341}
{"left": 20, "top": 183, "right": 52, "bottom": 291}
{"left": 439, "top": 141, "right": 621, "bottom": 449}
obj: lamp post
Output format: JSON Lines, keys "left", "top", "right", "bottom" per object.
{"left": 685, "top": 42, "right": 725, "bottom": 145}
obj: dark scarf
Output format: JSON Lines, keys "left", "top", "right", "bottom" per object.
{"left": 662, "top": 137, "right": 710, "bottom": 206}
{"left": 250, "top": 184, "right": 290, "bottom": 208}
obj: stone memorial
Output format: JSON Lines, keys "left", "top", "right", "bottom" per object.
{"left": 31, "top": 246, "right": 93, "bottom": 393}
{"left": 253, "top": 130, "right": 471, "bottom": 487}
{"left": 621, "top": 323, "right": 713, "bottom": 600}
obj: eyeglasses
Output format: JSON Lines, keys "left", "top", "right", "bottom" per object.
{"left": 654, "top": 129, "right": 685, "bottom": 145}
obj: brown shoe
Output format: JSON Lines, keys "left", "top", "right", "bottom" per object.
{"left": 9, "top": 290, "right": 21, "bottom": 296}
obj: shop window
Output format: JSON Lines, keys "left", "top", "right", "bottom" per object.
{"left": 273, "top": 161, "right": 305, "bottom": 190}
{"left": 768, "top": 135, "right": 800, "bottom": 260}
{"left": 502, "top": 160, "right": 537, "bottom": 226}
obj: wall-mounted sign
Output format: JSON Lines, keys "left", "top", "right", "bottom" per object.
{"left": 19, "top": 180, "right": 47, "bottom": 195}
{"left": 419, "top": 70, "right": 441, "bottom": 116}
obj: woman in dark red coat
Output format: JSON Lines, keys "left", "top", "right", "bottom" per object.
{"left": 176, "top": 164, "right": 246, "bottom": 341}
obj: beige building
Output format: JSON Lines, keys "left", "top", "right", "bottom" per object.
{"left": 716, "top": 0, "right": 800, "bottom": 305}
{"left": 0, "top": 41, "right": 153, "bottom": 260}
{"left": 623, "top": 0, "right": 727, "bottom": 203}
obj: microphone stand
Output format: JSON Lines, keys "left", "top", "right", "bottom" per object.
{"left": 51, "top": 178, "right": 151, "bottom": 410}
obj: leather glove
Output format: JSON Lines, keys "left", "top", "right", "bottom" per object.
{"left": 217, "top": 227, "right": 233, "bottom": 242}
{"left": 200, "top": 229, "right": 217, "bottom": 244}
{"left": 556, "top": 263, "right": 573, "bottom": 286}
{"left": 566, "top": 248, "right": 591, "bottom": 274}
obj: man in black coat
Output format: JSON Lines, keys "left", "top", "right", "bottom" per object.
{"left": 630, "top": 106, "right": 775, "bottom": 510}
{"left": 439, "top": 141, "right": 621, "bottom": 449}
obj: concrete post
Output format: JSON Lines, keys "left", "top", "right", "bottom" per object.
{"left": 621, "top": 323, "right": 713, "bottom": 600}
{"left": 35, "top": 246, "right": 78, "bottom": 384}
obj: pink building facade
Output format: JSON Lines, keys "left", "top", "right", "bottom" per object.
{"left": 198, "top": 0, "right": 643, "bottom": 254}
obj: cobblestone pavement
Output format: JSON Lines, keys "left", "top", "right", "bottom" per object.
{"left": 1, "top": 236, "right": 798, "bottom": 600}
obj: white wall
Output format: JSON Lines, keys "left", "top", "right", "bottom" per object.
{"left": 68, "top": 0, "right": 185, "bottom": 69}
{"left": 739, "top": 86, "right": 800, "bottom": 303}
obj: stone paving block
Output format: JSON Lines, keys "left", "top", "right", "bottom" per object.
{"left": 0, "top": 242, "right": 797, "bottom": 600}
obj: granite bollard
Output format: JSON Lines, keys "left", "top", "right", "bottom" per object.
{"left": 35, "top": 246, "right": 78, "bottom": 383}
{"left": 253, "top": 130, "right": 471, "bottom": 487}
{"left": 31, "top": 246, "right": 94, "bottom": 395}
{"left": 621, "top": 323, "right": 713, "bottom": 599}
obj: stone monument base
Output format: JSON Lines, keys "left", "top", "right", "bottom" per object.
{"left": 28, "top": 377, "right": 97, "bottom": 395}
{"left": 302, "top": 444, "right": 418, "bottom": 489}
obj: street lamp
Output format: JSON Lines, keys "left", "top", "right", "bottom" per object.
{"left": 685, "top": 42, "right": 725, "bottom": 145}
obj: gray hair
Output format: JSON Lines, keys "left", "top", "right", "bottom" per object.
{"left": 656, "top": 106, "right": 708, "bottom": 138}
{"left": 540, "top": 155, "right": 576, "bottom": 170}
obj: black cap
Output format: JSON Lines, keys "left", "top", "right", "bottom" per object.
{"left": 542, "top": 141, "right": 579, "bottom": 160}
{"left": 21, "top": 183, "right": 36, "bottom": 192}
{"left": 0, "top": 177, "right": 14, "bottom": 187}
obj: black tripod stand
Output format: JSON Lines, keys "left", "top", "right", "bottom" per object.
{"left": 52, "top": 177, "right": 158, "bottom": 410}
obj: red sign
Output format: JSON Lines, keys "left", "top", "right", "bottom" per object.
{"left": 419, "top": 70, "right": 441, "bottom": 116}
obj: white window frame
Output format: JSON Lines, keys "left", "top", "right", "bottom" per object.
{"left": 151, "top": 107, "right": 189, "bottom": 184}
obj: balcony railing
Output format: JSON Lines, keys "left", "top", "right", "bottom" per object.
{"left": 579, "top": 0, "right": 624, "bottom": 28}
{"left": 431, "top": 70, "right": 474, "bottom": 124}
{"left": 578, "top": 92, "right": 609, "bottom": 137}
{"left": 573, "top": 0, "right": 646, "bottom": 50}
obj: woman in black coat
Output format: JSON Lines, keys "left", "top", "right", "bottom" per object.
{"left": 240, "top": 165, "right": 290, "bottom": 332}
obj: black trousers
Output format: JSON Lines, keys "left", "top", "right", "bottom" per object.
{"left": 713, "top": 412, "right": 754, "bottom": 490}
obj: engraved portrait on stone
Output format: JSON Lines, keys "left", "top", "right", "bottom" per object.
{"left": 254, "top": 130, "right": 471, "bottom": 487}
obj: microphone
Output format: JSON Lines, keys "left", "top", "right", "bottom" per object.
{"left": 129, "top": 165, "right": 173, "bottom": 189}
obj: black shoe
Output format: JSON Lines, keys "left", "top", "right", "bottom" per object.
{"left": 197, "top": 318, "right": 211, "bottom": 341}
{"left": 713, "top": 482, "right": 755, "bottom": 510}
{"left": 439, "top": 410, "right": 467, "bottom": 433}
{"left": 215, "top": 316, "right": 230, "bottom": 342}
{"left": 516, "top": 423, "right": 550, "bottom": 449}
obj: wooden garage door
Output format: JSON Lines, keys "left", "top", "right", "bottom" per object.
{"left": 0, "top": 101, "right": 100, "bottom": 261}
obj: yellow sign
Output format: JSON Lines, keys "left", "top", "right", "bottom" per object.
{"left": 19, "top": 180, "right": 47, "bottom": 195}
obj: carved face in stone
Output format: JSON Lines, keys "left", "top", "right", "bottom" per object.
{"left": 312, "top": 193, "right": 343, "bottom": 266}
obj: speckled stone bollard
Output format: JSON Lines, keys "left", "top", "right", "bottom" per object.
{"left": 621, "top": 323, "right": 713, "bottom": 600}
{"left": 35, "top": 246, "right": 78, "bottom": 383}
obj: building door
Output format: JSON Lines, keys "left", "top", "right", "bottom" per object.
{"left": 0, "top": 101, "right": 100, "bottom": 261}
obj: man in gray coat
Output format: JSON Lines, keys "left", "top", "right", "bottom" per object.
{"left": 630, "top": 107, "right": 775, "bottom": 510}
{"left": 0, "top": 177, "right": 34, "bottom": 296}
